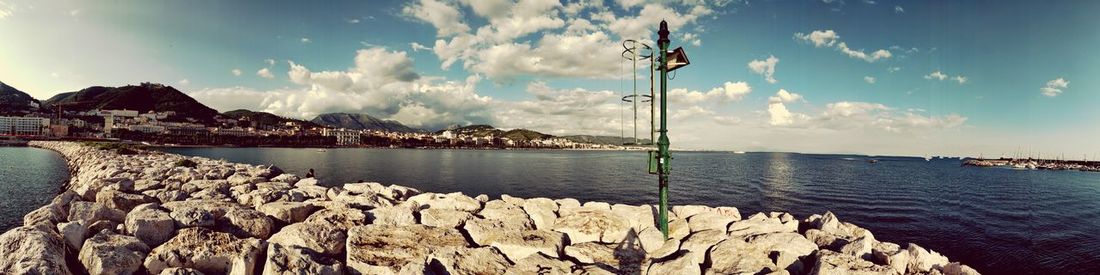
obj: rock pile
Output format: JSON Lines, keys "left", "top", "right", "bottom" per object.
{"left": 0, "top": 141, "right": 981, "bottom": 275}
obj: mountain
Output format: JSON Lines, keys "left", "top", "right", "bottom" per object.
{"left": 436, "top": 124, "right": 554, "bottom": 142}
{"left": 561, "top": 135, "right": 653, "bottom": 145}
{"left": 0, "top": 81, "right": 41, "bottom": 114}
{"left": 222, "top": 109, "right": 319, "bottom": 128}
{"left": 42, "top": 83, "right": 219, "bottom": 123}
{"left": 311, "top": 113, "right": 424, "bottom": 133}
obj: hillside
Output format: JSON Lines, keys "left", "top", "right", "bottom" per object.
{"left": 222, "top": 109, "right": 319, "bottom": 128}
{"left": 561, "top": 135, "right": 652, "bottom": 145}
{"left": 311, "top": 113, "right": 424, "bottom": 133}
{"left": 437, "top": 125, "right": 554, "bottom": 142}
{"left": 0, "top": 81, "right": 41, "bottom": 114}
{"left": 42, "top": 83, "right": 219, "bottom": 123}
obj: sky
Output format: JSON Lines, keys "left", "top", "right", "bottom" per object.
{"left": 1, "top": 0, "right": 1098, "bottom": 157}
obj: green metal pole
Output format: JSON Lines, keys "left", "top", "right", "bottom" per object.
{"left": 656, "top": 20, "right": 671, "bottom": 239}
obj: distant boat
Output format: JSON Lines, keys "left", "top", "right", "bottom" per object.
{"left": 868, "top": 159, "right": 879, "bottom": 164}
{"left": 733, "top": 151, "right": 746, "bottom": 154}
{"left": 923, "top": 155, "right": 933, "bottom": 161}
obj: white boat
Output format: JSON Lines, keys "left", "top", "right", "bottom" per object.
{"left": 733, "top": 151, "right": 746, "bottom": 154}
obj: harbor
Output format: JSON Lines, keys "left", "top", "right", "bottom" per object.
{"left": 962, "top": 158, "right": 1100, "bottom": 172}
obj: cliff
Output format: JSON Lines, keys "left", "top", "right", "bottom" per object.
{"left": 0, "top": 141, "right": 980, "bottom": 275}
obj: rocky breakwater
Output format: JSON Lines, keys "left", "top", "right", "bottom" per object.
{"left": 1, "top": 141, "right": 981, "bottom": 275}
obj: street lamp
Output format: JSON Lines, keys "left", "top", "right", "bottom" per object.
{"left": 653, "top": 20, "right": 689, "bottom": 239}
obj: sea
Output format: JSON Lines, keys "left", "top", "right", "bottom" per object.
{"left": 0, "top": 147, "right": 70, "bottom": 232}
{"left": 4, "top": 147, "right": 1099, "bottom": 274}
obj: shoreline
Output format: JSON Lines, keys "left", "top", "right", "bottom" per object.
{"left": 0, "top": 141, "right": 980, "bottom": 274}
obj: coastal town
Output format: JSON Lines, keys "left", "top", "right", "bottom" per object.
{"left": 0, "top": 83, "right": 642, "bottom": 150}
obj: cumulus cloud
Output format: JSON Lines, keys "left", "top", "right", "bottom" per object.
{"left": 767, "top": 89, "right": 808, "bottom": 126}
{"left": 405, "top": 0, "right": 724, "bottom": 82}
{"left": 864, "top": 76, "right": 876, "bottom": 84}
{"left": 669, "top": 81, "right": 752, "bottom": 104}
{"left": 231, "top": 69, "right": 242, "bottom": 76}
{"left": 748, "top": 55, "right": 779, "bottom": 84}
{"left": 924, "top": 70, "right": 967, "bottom": 84}
{"left": 795, "top": 30, "right": 892, "bottom": 62}
{"left": 1041, "top": 77, "right": 1069, "bottom": 97}
{"left": 410, "top": 42, "right": 431, "bottom": 52}
{"left": 177, "top": 79, "right": 190, "bottom": 86}
{"left": 300, "top": 38, "right": 311, "bottom": 43}
{"left": 257, "top": 68, "right": 274, "bottom": 79}
{"left": 265, "top": 59, "right": 276, "bottom": 66}
{"left": 923, "top": 70, "right": 947, "bottom": 81}
{"left": 403, "top": 0, "right": 470, "bottom": 37}
{"left": 895, "top": 5, "right": 904, "bottom": 13}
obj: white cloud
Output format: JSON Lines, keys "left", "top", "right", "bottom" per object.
{"left": 795, "top": 30, "right": 892, "bottom": 62}
{"left": 887, "top": 67, "right": 901, "bottom": 73}
{"left": 894, "top": 5, "right": 904, "bottom": 13}
{"left": 177, "top": 79, "right": 190, "bottom": 86}
{"left": 923, "top": 70, "right": 948, "bottom": 81}
{"left": 0, "top": 2, "right": 13, "bottom": 19}
{"left": 347, "top": 18, "right": 360, "bottom": 24}
{"left": 231, "top": 69, "right": 242, "bottom": 76}
{"left": 265, "top": 59, "right": 276, "bottom": 66}
{"left": 767, "top": 89, "right": 808, "bottom": 126}
{"left": 864, "top": 76, "right": 876, "bottom": 84}
{"left": 1041, "top": 77, "right": 1069, "bottom": 97}
{"left": 410, "top": 42, "right": 431, "bottom": 52}
{"left": 415, "top": 0, "right": 724, "bottom": 82}
{"left": 793, "top": 30, "right": 838, "bottom": 47}
{"left": 747, "top": 55, "right": 779, "bottom": 84}
{"left": 69, "top": 9, "right": 80, "bottom": 16}
{"left": 257, "top": 68, "right": 274, "bottom": 79}
{"left": 300, "top": 38, "right": 311, "bottom": 43}
{"left": 403, "top": 0, "right": 471, "bottom": 37}
{"left": 670, "top": 81, "right": 752, "bottom": 104}
{"left": 952, "top": 75, "right": 968, "bottom": 84}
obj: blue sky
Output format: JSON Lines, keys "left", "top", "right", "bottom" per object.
{"left": 1, "top": 0, "right": 1097, "bottom": 156}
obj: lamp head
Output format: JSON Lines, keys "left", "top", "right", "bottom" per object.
{"left": 665, "top": 47, "right": 690, "bottom": 72}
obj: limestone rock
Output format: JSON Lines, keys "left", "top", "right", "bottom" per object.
{"left": 668, "top": 217, "right": 691, "bottom": 241}
{"left": 68, "top": 201, "right": 126, "bottom": 225}
{"left": 582, "top": 201, "right": 611, "bottom": 211}
{"left": 96, "top": 189, "right": 156, "bottom": 212}
{"left": 648, "top": 251, "right": 702, "bottom": 275}
{"left": 222, "top": 208, "right": 274, "bottom": 239}
{"left": 487, "top": 229, "right": 566, "bottom": 262}
{"left": 463, "top": 218, "right": 534, "bottom": 246}
{"left": 479, "top": 200, "right": 532, "bottom": 223}
{"left": 263, "top": 243, "right": 344, "bottom": 275}
{"left": 304, "top": 206, "right": 368, "bottom": 229}
{"left": 368, "top": 203, "right": 419, "bottom": 226}
{"left": 907, "top": 243, "right": 950, "bottom": 273}
{"left": 268, "top": 222, "right": 347, "bottom": 256}
{"left": 23, "top": 203, "right": 66, "bottom": 229}
{"left": 79, "top": 232, "right": 150, "bottom": 275}
{"left": 871, "top": 241, "right": 909, "bottom": 274}
{"left": 840, "top": 236, "right": 874, "bottom": 258}
{"left": 86, "top": 219, "right": 120, "bottom": 236}
{"left": 688, "top": 211, "right": 739, "bottom": 233}
{"left": 552, "top": 208, "right": 630, "bottom": 244}
{"left": 420, "top": 208, "right": 473, "bottom": 229}
{"left": 125, "top": 203, "right": 176, "bottom": 247}
{"left": 707, "top": 238, "right": 777, "bottom": 275}
{"left": 258, "top": 201, "right": 319, "bottom": 224}
{"left": 727, "top": 217, "right": 793, "bottom": 238}
{"left": 804, "top": 229, "right": 848, "bottom": 250}
{"left": 428, "top": 247, "right": 511, "bottom": 275}
{"left": 162, "top": 200, "right": 244, "bottom": 220}
{"left": 672, "top": 205, "right": 711, "bottom": 219}
{"left": 160, "top": 267, "right": 206, "bottom": 275}
{"left": 57, "top": 221, "right": 87, "bottom": 250}
{"left": 143, "top": 227, "right": 265, "bottom": 275}
{"left": 810, "top": 249, "right": 895, "bottom": 275}
{"left": 554, "top": 198, "right": 581, "bottom": 215}
{"left": 505, "top": 252, "right": 575, "bottom": 275}
{"left": 611, "top": 204, "right": 656, "bottom": 231}
{"left": 637, "top": 226, "right": 667, "bottom": 254}
{"left": 407, "top": 192, "right": 481, "bottom": 212}
{"left": 941, "top": 262, "right": 980, "bottom": 275}
{"left": 346, "top": 224, "right": 468, "bottom": 274}
{"left": 0, "top": 226, "right": 72, "bottom": 275}
{"left": 522, "top": 197, "right": 558, "bottom": 230}
{"left": 169, "top": 206, "right": 215, "bottom": 228}
{"left": 815, "top": 211, "right": 841, "bottom": 233}
{"left": 745, "top": 232, "right": 818, "bottom": 259}
{"left": 293, "top": 177, "right": 319, "bottom": 187}
{"left": 680, "top": 229, "right": 729, "bottom": 264}
{"left": 270, "top": 173, "right": 301, "bottom": 184}
{"left": 564, "top": 242, "right": 645, "bottom": 272}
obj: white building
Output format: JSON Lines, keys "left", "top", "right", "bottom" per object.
{"left": 323, "top": 128, "right": 361, "bottom": 146}
{"left": 0, "top": 116, "right": 50, "bottom": 136}
{"left": 441, "top": 130, "right": 455, "bottom": 139}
